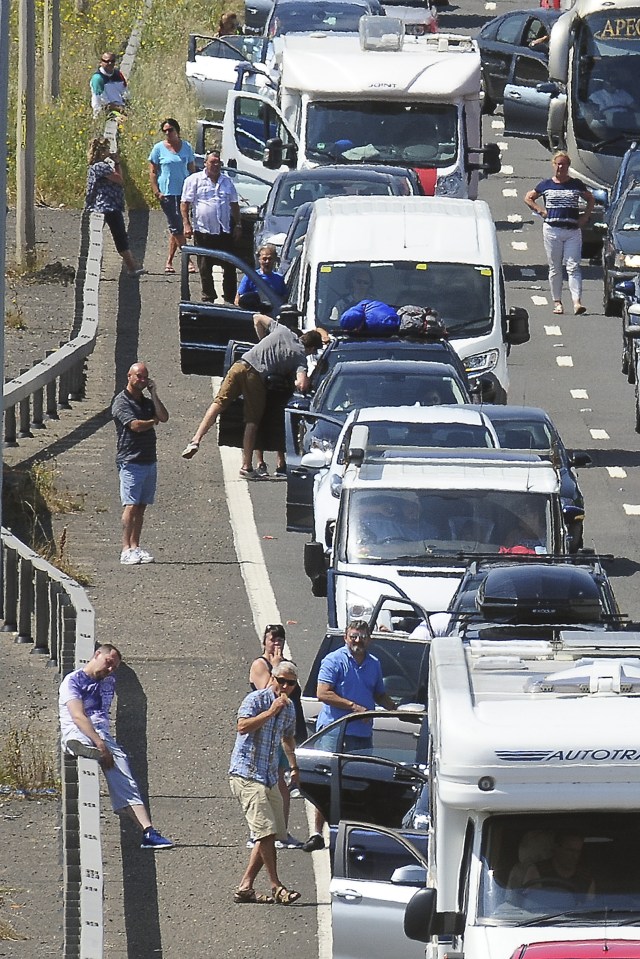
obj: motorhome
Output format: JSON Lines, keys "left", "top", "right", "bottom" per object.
{"left": 402, "top": 628, "right": 640, "bottom": 959}
{"left": 504, "top": 0, "right": 640, "bottom": 193}
{"left": 220, "top": 18, "right": 501, "bottom": 196}
{"left": 290, "top": 196, "right": 530, "bottom": 402}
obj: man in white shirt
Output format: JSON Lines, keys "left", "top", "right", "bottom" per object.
{"left": 180, "top": 150, "right": 242, "bottom": 303}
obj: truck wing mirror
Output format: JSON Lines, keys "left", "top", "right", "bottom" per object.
{"left": 263, "top": 137, "right": 283, "bottom": 169}
{"left": 506, "top": 306, "right": 530, "bottom": 345}
{"left": 404, "top": 888, "right": 436, "bottom": 943}
{"left": 304, "top": 541, "right": 326, "bottom": 581}
{"left": 466, "top": 142, "right": 501, "bottom": 175}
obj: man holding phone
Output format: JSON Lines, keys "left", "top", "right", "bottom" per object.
{"left": 112, "top": 362, "right": 168, "bottom": 565}
{"left": 229, "top": 661, "right": 302, "bottom": 905}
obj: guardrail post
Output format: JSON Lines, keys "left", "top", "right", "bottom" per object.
{"left": 19, "top": 367, "right": 33, "bottom": 437}
{"left": 32, "top": 386, "right": 45, "bottom": 428}
{"left": 4, "top": 401, "right": 17, "bottom": 446}
{"left": 2, "top": 544, "right": 18, "bottom": 631}
{"left": 68, "top": 357, "right": 85, "bottom": 401}
{"left": 32, "top": 567, "right": 49, "bottom": 655}
{"left": 59, "top": 341, "right": 71, "bottom": 408}
{"left": 46, "top": 350, "right": 59, "bottom": 419}
{"left": 16, "top": 555, "right": 34, "bottom": 643}
{"left": 48, "top": 579, "right": 62, "bottom": 666}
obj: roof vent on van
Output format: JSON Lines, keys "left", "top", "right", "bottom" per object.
{"left": 526, "top": 657, "right": 640, "bottom": 696}
{"left": 359, "top": 15, "right": 404, "bottom": 52}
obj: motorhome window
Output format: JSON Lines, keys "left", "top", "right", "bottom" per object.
{"left": 477, "top": 812, "right": 640, "bottom": 924}
{"left": 342, "top": 490, "right": 551, "bottom": 564}
{"left": 317, "top": 261, "right": 493, "bottom": 334}
{"left": 306, "top": 101, "right": 458, "bottom": 168}
{"left": 573, "top": 10, "right": 640, "bottom": 155}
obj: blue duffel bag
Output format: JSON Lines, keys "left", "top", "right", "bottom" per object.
{"left": 339, "top": 299, "right": 400, "bottom": 336}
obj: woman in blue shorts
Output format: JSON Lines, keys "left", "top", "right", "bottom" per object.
{"left": 148, "top": 118, "right": 196, "bottom": 274}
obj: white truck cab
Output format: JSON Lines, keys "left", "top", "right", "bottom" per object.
{"left": 290, "top": 196, "right": 530, "bottom": 402}
{"left": 304, "top": 449, "right": 565, "bottom": 629}
{"left": 404, "top": 628, "right": 640, "bottom": 959}
{"left": 221, "top": 19, "right": 501, "bottom": 196}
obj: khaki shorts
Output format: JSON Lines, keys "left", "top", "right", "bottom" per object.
{"left": 229, "top": 775, "right": 286, "bottom": 841}
{"left": 215, "top": 361, "right": 266, "bottom": 425}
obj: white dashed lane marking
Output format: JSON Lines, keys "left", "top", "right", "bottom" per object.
{"left": 557, "top": 356, "right": 574, "bottom": 367}
{"left": 491, "top": 122, "right": 504, "bottom": 131}
{"left": 590, "top": 428, "right": 610, "bottom": 439}
{"left": 532, "top": 294, "right": 549, "bottom": 306}
{"left": 571, "top": 389, "right": 589, "bottom": 398}
{"left": 544, "top": 324, "right": 561, "bottom": 334}
{"left": 485, "top": 2, "right": 496, "bottom": 9}
{"left": 624, "top": 504, "right": 640, "bottom": 515}
{"left": 511, "top": 241, "right": 527, "bottom": 250}
{"left": 507, "top": 214, "right": 522, "bottom": 223}
{"left": 503, "top": 188, "right": 518, "bottom": 197}
{"left": 498, "top": 142, "right": 508, "bottom": 150}
{"left": 501, "top": 165, "right": 514, "bottom": 175}
{"left": 607, "top": 467, "right": 628, "bottom": 479}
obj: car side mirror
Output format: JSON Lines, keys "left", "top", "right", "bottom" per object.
{"left": 506, "top": 306, "right": 530, "bottom": 345}
{"left": 391, "top": 865, "right": 427, "bottom": 887}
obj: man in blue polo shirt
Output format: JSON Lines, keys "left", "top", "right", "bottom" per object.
{"left": 302, "top": 620, "right": 396, "bottom": 852}
{"left": 236, "top": 244, "right": 287, "bottom": 311}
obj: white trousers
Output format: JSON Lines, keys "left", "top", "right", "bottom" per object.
{"left": 542, "top": 224, "right": 583, "bottom": 303}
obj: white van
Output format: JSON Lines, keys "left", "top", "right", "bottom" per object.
{"left": 289, "top": 196, "right": 530, "bottom": 402}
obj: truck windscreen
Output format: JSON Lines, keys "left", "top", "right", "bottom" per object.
{"left": 573, "top": 10, "right": 640, "bottom": 155}
{"left": 305, "top": 101, "right": 458, "bottom": 168}
{"left": 316, "top": 260, "right": 493, "bottom": 336}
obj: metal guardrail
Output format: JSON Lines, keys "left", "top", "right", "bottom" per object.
{"left": 0, "top": 528, "right": 101, "bottom": 958}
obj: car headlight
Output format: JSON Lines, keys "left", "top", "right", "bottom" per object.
{"left": 464, "top": 349, "right": 499, "bottom": 374}
{"left": 435, "top": 170, "right": 464, "bottom": 197}
{"left": 615, "top": 252, "right": 640, "bottom": 270}
{"left": 346, "top": 593, "right": 373, "bottom": 622}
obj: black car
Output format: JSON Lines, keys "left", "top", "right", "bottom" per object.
{"left": 286, "top": 358, "right": 472, "bottom": 467}
{"left": 600, "top": 182, "right": 640, "bottom": 317}
{"left": 442, "top": 559, "right": 624, "bottom": 638}
{"left": 477, "top": 7, "right": 560, "bottom": 114}
{"left": 480, "top": 405, "right": 591, "bottom": 551}
{"left": 254, "top": 164, "right": 421, "bottom": 255}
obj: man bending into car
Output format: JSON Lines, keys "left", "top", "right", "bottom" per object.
{"left": 302, "top": 620, "right": 396, "bottom": 852}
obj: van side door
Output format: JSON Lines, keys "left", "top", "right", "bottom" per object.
{"left": 222, "top": 91, "right": 298, "bottom": 181}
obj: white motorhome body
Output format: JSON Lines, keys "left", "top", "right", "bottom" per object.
{"left": 291, "top": 196, "right": 530, "bottom": 401}
{"left": 318, "top": 451, "right": 563, "bottom": 629}
{"left": 504, "top": 0, "right": 640, "bottom": 192}
{"left": 407, "top": 629, "right": 640, "bottom": 959}
{"left": 221, "top": 24, "right": 500, "bottom": 196}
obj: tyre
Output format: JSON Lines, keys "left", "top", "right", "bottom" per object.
{"left": 604, "top": 277, "right": 623, "bottom": 317}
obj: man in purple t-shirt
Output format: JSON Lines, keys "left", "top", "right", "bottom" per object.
{"left": 59, "top": 644, "right": 173, "bottom": 849}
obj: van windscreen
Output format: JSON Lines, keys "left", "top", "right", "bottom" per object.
{"left": 317, "top": 260, "right": 493, "bottom": 336}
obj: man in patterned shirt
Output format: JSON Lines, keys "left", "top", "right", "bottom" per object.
{"left": 59, "top": 644, "right": 173, "bottom": 849}
{"left": 229, "top": 661, "right": 302, "bottom": 905}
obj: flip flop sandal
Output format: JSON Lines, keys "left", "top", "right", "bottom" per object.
{"left": 553, "top": 303, "right": 564, "bottom": 314}
{"left": 273, "top": 885, "right": 301, "bottom": 905}
{"left": 181, "top": 441, "right": 200, "bottom": 459}
{"left": 164, "top": 265, "right": 176, "bottom": 274}
{"left": 188, "top": 262, "right": 197, "bottom": 273}
{"left": 233, "top": 889, "right": 274, "bottom": 904}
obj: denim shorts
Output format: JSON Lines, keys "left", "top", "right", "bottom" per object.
{"left": 160, "top": 195, "right": 183, "bottom": 235}
{"left": 118, "top": 462, "right": 157, "bottom": 505}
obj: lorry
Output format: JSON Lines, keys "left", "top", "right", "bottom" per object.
{"left": 304, "top": 440, "right": 566, "bottom": 627}
{"left": 504, "top": 0, "right": 640, "bottom": 194}
{"left": 220, "top": 17, "right": 501, "bottom": 196}
{"left": 289, "top": 195, "right": 530, "bottom": 403}
{"left": 400, "top": 627, "right": 640, "bottom": 959}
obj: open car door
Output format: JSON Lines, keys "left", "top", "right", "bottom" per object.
{"left": 332, "top": 821, "right": 428, "bottom": 959}
{"left": 504, "top": 71, "right": 562, "bottom": 140}
{"left": 186, "top": 34, "right": 269, "bottom": 113}
{"left": 222, "top": 90, "right": 299, "bottom": 182}
{"left": 285, "top": 406, "right": 344, "bottom": 533}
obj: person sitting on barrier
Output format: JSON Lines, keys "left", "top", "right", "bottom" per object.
{"left": 235, "top": 244, "right": 287, "bottom": 311}
{"left": 59, "top": 644, "right": 173, "bottom": 850}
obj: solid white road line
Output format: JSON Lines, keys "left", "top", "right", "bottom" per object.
{"left": 215, "top": 379, "right": 332, "bottom": 959}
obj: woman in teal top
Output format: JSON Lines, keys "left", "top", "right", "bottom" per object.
{"left": 148, "top": 118, "right": 196, "bottom": 273}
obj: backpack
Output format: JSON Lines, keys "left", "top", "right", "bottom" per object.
{"left": 398, "top": 305, "right": 448, "bottom": 339}
{"left": 339, "top": 299, "right": 400, "bottom": 336}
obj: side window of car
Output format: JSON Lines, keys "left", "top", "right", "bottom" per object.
{"left": 496, "top": 15, "right": 526, "bottom": 45}
{"left": 343, "top": 826, "right": 428, "bottom": 882}
{"left": 524, "top": 18, "right": 548, "bottom": 48}
{"left": 512, "top": 55, "right": 549, "bottom": 87}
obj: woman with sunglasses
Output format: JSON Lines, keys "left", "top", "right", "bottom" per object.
{"left": 248, "top": 625, "right": 305, "bottom": 848}
{"left": 148, "top": 118, "right": 196, "bottom": 274}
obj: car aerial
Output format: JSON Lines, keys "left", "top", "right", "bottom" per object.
{"left": 600, "top": 182, "right": 640, "bottom": 317}
{"left": 254, "top": 165, "right": 420, "bottom": 255}
{"left": 265, "top": 0, "right": 384, "bottom": 39}
{"left": 285, "top": 358, "right": 472, "bottom": 483}
{"left": 439, "top": 558, "right": 624, "bottom": 638}
{"left": 287, "top": 404, "right": 500, "bottom": 538}
{"left": 185, "top": 33, "right": 270, "bottom": 113}
{"left": 480, "top": 405, "right": 591, "bottom": 551}
{"left": 477, "top": 7, "right": 561, "bottom": 114}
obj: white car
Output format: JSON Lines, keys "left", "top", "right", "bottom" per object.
{"left": 307, "top": 405, "right": 500, "bottom": 556}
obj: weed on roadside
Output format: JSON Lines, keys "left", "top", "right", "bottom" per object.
{"left": 0, "top": 727, "right": 60, "bottom": 794}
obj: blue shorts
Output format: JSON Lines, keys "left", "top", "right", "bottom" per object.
{"left": 160, "top": 195, "right": 184, "bottom": 235}
{"left": 118, "top": 462, "right": 157, "bottom": 506}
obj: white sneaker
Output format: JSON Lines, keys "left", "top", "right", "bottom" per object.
{"left": 276, "top": 833, "right": 303, "bottom": 849}
{"left": 134, "top": 548, "right": 154, "bottom": 564}
{"left": 120, "top": 548, "right": 141, "bottom": 565}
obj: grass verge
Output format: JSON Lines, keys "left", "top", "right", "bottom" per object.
{"left": 0, "top": 727, "right": 60, "bottom": 794}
